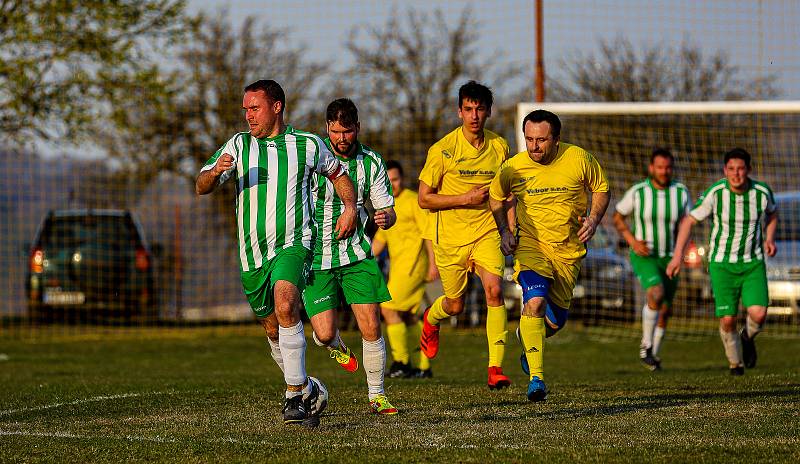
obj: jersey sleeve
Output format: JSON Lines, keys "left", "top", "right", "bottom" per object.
{"left": 615, "top": 185, "right": 636, "bottom": 216}
{"left": 489, "top": 160, "right": 514, "bottom": 201}
{"left": 690, "top": 186, "right": 716, "bottom": 222}
{"left": 583, "top": 152, "right": 609, "bottom": 193}
{"left": 765, "top": 184, "right": 777, "bottom": 214}
{"left": 369, "top": 156, "right": 394, "bottom": 210}
{"left": 200, "top": 135, "right": 240, "bottom": 185}
{"left": 314, "top": 137, "right": 344, "bottom": 178}
{"left": 418, "top": 145, "right": 444, "bottom": 189}
{"left": 679, "top": 184, "right": 692, "bottom": 217}
{"left": 413, "top": 199, "right": 430, "bottom": 236}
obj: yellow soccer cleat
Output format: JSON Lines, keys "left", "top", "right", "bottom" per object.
{"left": 369, "top": 394, "right": 399, "bottom": 415}
{"left": 330, "top": 346, "right": 359, "bottom": 372}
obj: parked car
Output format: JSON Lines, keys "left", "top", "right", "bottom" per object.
{"left": 25, "top": 209, "right": 160, "bottom": 323}
{"left": 504, "top": 226, "right": 636, "bottom": 325}
{"left": 766, "top": 191, "right": 800, "bottom": 322}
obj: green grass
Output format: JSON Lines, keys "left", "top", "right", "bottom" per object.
{"left": 1, "top": 324, "right": 798, "bottom": 463}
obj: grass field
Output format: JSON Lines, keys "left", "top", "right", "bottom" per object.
{"left": 1, "top": 324, "right": 798, "bottom": 463}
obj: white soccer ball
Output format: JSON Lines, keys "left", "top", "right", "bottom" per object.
{"left": 307, "top": 376, "right": 328, "bottom": 415}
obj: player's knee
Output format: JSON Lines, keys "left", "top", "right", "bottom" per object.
{"left": 483, "top": 282, "right": 503, "bottom": 304}
{"left": 445, "top": 297, "right": 465, "bottom": 315}
{"left": 647, "top": 285, "right": 665, "bottom": 305}
{"left": 545, "top": 303, "right": 568, "bottom": 338}
{"left": 522, "top": 297, "right": 547, "bottom": 317}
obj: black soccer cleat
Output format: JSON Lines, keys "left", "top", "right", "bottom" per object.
{"left": 388, "top": 361, "right": 413, "bottom": 378}
{"left": 640, "top": 347, "right": 659, "bottom": 371}
{"left": 411, "top": 368, "right": 433, "bottom": 379}
{"left": 730, "top": 366, "right": 745, "bottom": 376}
{"left": 301, "top": 380, "right": 321, "bottom": 428}
{"left": 282, "top": 394, "right": 307, "bottom": 425}
{"left": 740, "top": 328, "right": 757, "bottom": 369}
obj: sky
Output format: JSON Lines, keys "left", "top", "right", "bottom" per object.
{"left": 187, "top": 0, "right": 800, "bottom": 99}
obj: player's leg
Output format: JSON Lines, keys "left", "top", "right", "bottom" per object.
{"left": 382, "top": 305, "right": 413, "bottom": 378}
{"left": 257, "top": 314, "right": 284, "bottom": 374}
{"left": 630, "top": 254, "right": 665, "bottom": 370}
{"left": 709, "top": 263, "right": 745, "bottom": 375}
{"left": 341, "top": 260, "right": 398, "bottom": 415}
{"left": 740, "top": 261, "right": 769, "bottom": 369}
{"left": 304, "top": 268, "right": 358, "bottom": 372}
{"left": 652, "top": 257, "right": 678, "bottom": 367}
{"left": 382, "top": 266, "right": 426, "bottom": 378}
{"left": 517, "top": 270, "right": 550, "bottom": 402}
{"left": 420, "top": 243, "right": 469, "bottom": 358}
{"left": 406, "top": 309, "right": 433, "bottom": 377}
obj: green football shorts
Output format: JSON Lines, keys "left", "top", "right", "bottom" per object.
{"left": 629, "top": 253, "right": 678, "bottom": 305}
{"left": 708, "top": 261, "right": 768, "bottom": 317}
{"left": 240, "top": 245, "right": 311, "bottom": 318}
{"left": 303, "top": 258, "right": 391, "bottom": 317}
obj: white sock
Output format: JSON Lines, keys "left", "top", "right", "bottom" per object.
{"left": 652, "top": 326, "right": 665, "bottom": 357}
{"left": 312, "top": 330, "right": 343, "bottom": 350}
{"left": 267, "top": 338, "right": 285, "bottom": 374}
{"left": 746, "top": 316, "right": 763, "bottom": 339}
{"left": 719, "top": 326, "right": 743, "bottom": 368}
{"left": 362, "top": 337, "right": 386, "bottom": 399}
{"left": 279, "top": 321, "right": 307, "bottom": 396}
{"left": 641, "top": 304, "right": 658, "bottom": 350}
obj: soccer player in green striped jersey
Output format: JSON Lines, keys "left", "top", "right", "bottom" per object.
{"left": 303, "top": 98, "right": 400, "bottom": 415}
{"left": 667, "top": 148, "right": 778, "bottom": 376}
{"left": 196, "top": 80, "right": 357, "bottom": 427}
{"left": 613, "top": 148, "right": 690, "bottom": 371}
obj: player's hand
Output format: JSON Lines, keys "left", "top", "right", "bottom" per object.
{"left": 373, "top": 209, "right": 395, "bottom": 230}
{"left": 463, "top": 186, "right": 490, "bottom": 206}
{"left": 765, "top": 239, "right": 777, "bottom": 257}
{"left": 499, "top": 228, "right": 517, "bottom": 256}
{"left": 577, "top": 216, "right": 598, "bottom": 243}
{"left": 213, "top": 153, "right": 234, "bottom": 176}
{"left": 665, "top": 256, "right": 682, "bottom": 279}
{"left": 425, "top": 263, "right": 440, "bottom": 282}
{"left": 335, "top": 207, "right": 357, "bottom": 240}
{"left": 631, "top": 239, "right": 650, "bottom": 257}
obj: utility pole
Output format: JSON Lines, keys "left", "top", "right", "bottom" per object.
{"left": 535, "top": 0, "right": 545, "bottom": 102}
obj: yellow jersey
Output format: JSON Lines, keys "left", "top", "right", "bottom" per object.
{"left": 419, "top": 127, "right": 510, "bottom": 246}
{"left": 489, "top": 142, "right": 609, "bottom": 260}
{"left": 373, "top": 189, "right": 429, "bottom": 276}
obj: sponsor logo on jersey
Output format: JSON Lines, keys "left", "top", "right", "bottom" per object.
{"left": 458, "top": 169, "right": 496, "bottom": 177}
{"left": 442, "top": 150, "right": 452, "bottom": 159}
{"left": 314, "top": 295, "right": 332, "bottom": 304}
{"left": 526, "top": 186, "right": 568, "bottom": 195}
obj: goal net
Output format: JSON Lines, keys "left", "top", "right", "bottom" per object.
{"left": 515, "top": 101, "right": 800, "bottom": 338}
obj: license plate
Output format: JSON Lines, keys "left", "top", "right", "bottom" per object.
{"left": 43, "top": 288, "right": 86, "bottom": 305}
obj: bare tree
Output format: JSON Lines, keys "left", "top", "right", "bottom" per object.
{"left": 550, "top": 36, "right": 779, "bottom": 102}
{"left": 343, "top": 7, "right": 525, "bottom": 174}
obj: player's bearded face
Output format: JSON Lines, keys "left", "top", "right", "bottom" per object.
{"left": 648, "top": 156, "right": 674, "bottom": 187}
{"left": 327, "top": 121, "right": 359, "bottom": 156}
{"left": 243, "top": 90, "right": 279, "bottom": 139}
{"left": 524, "top": 121, "right": 558, "bottom": 163}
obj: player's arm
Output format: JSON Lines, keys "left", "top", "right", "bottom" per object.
{"left": 423, "top": 239, "right": 439, "bottom": 281}
{"left": 372, "top": 233, "right": 387, "bottom": 257}
{"left": 612, "top": 211, "right": 649, "bottom": 256}
{"left": 196, "top": 153, "right": 234, "bottom": 195}
{"left": 666, "top": 215, "right": 698, "bottom": 278}
{"left": 490, "top": 196, "right": 517, "bottom": 256}
{"left": 373, "top": 207, "right": 397, "bottom": 230}
{"left": 578, "top": 191, "right": 610, "bottom": 243}
{"left": 764, "top": 209, "right": 779, "bottom": 257}
{"left": 418, "top": 181, "right": 489, "bottom": 210}
{"left": 330, "top": 171, "right": 357, "bottom": 240}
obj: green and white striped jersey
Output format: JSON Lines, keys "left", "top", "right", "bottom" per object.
{"left": 690, "top": 178, "right": 776, "bottom": 263}
{"left": 616, "top": 179, "right": 690, "bottom": 257}
{"left": 312, "top": 140, "right": 394, "bottom": 270}
{"left": 200, "top": 126, "right": 343, "bottom": 271}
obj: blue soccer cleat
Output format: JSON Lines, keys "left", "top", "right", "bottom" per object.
{"left": 527, "top": 376, "right": 548, "bottom": 402}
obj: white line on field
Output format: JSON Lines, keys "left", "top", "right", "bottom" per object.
{"left": 0, "top": 392, "right": 173, "bottom": 417}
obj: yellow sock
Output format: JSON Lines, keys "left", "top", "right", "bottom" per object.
{"left": 519, "top": 316, "right": 545, "bottom": 380}
{"left": 412, "top": 320, "right": 431, "bottom": 370}
{"left": 486, "top": 305, "right": 508, "bottom": 367}
{"left": 385, "top": 322, "right": 409, "bottom": 364}
{"left": 426, "top": 295, "right": 449, "bottom": 325}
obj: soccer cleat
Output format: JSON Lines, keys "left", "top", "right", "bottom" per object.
{"left": 282, "top": 394, "right": 307, "bottom": 425}
{"left": 730, "top": 366, "right": 745, "bottom": 376}
{"left": 301, "top": 379, "right": 321, "bottom": 428}
{"left": 388, "top": 361, "right": 413, "bottom": 378}
{"left": 515, "top": 326, "right": 530, "bottom": 376}
{"left": 330, "top": 345, "right": 359, "bottom": 372}
{"left": 420, "top": 307, "right": 440, "bottom": 359}
{"left": 527, "top": 376, "right": 548, "bottom": 402}
{"left": 640, "top": 347, "right": 659, "bottom": 371}
{"left": 369, "top": 394, "right": 399, "bottom": 415}
{"left": 487, "top": 366, "right": 512, "bottom": 390}
{"left": 740, "top": 328, "right": 757, "bottom": 369}
{"left": 411, "top": 368, "right": 433, "bottom": 379}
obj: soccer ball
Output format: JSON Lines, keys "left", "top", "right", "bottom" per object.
{"left": 307, "top": 376, "right": 328, "bottom": 415}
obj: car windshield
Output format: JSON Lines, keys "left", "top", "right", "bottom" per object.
{"left": 775, "top": 199, "right": 800, "bottom": 242}
{"left": 39, "top": 215, "right": 138, "bottom": 248}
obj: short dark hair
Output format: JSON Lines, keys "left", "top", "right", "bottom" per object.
{"left": 522, "top": 109, "right": 561, "bottom": 138}
{"left": 458, "top": 80, "right": 493, "bottom": 109}
{"left": 244, "top": 80, "right": 285, "bottom": 112}
{"left": 385, "top": 160, "right": 403, "bottom": 176}
{"left": 724, "top": 147, "right": 751, "bottom": 168}
{"left": 326, "top": 98, "right": 359, "bottom": 127}
{"left": 650, "top": 147, "right": 674, "bottom": 164}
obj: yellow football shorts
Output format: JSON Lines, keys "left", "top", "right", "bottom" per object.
{"left": 433, "top": 231, "right": 504, "bottom": 299}
{"left": 513, "top": 244, "right": 582, "bottom": 310}
{"left": 383, "top": 258, "right": 428, "bottom": 312}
